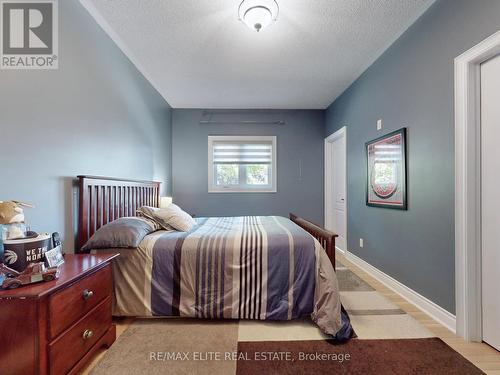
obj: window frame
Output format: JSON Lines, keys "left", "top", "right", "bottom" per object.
{"left": 208, "top": 135, "right": 277, "bottom": 193}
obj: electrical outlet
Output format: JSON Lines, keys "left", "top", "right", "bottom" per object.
{"left": 377, "top": 119, "right": 383, "bottom": 130}
{"left": 359, "top": 238, "right": 364, "bottom": 248}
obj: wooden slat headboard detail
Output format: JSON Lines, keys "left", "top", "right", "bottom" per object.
{"left": 77, "top": 175, "right": 161, "bottom": 252}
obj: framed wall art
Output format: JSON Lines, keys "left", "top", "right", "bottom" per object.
{"left": 366, "top": 128, "right": 407, "bottom": 210}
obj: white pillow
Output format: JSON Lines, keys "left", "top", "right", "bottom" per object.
{"left": 136, "top": 206, "right": 174, "bottom": 231}
{"left": 153, "top": 204, "right": 196, "bottom": 232}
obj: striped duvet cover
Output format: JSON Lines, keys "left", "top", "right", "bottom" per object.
{"left": 104, "top": 216, "right": 352, "bottom": 339}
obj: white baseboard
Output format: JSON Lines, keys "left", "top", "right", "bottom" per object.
{"left": 335, "top": 246, "right": 345, "bottom": 255}
{"left": 344, "top": 251, "right": 456, "bottom": 333}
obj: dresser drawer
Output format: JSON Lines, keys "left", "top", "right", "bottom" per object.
{"left": 49, "top": 297, "right": 112, "bottom": 375}
{"left": 49, "top": 264, "right": 112, "bottom": 338}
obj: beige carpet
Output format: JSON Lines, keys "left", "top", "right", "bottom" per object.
{"left": 90, "top": 319, "right": 239, "bottom": 375}
{"left": 91, "top": 264, "right": 433, "bottom": 374}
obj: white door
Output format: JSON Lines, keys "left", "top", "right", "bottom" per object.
{"left": 325, "top": 128, "right": 347, "bottom": 253}
{"left": 481, "top": 53, "right": 500, "bottom": 351}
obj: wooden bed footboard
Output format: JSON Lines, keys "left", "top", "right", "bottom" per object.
{"left": 289, "top": 213, "right": 337, "bottom": 269}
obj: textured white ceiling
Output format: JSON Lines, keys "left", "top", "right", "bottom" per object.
{"left": 82, "top": 0, "right": 435, "bottom": 109}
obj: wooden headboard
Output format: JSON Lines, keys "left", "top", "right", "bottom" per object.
{"left": 77, "top": 175, "right": 161, "bottom": 252}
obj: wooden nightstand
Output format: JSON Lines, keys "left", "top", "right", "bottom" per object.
{"left": 0, "top": 253, "right": 119, "bottom": 375}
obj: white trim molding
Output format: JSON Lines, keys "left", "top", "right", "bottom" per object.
{"left": 325, "top": 127, "right": 347, "bottom": 255}
{"left": 455, "top": 30, "right": 500, "bottom": 342}
{"left": 345, "top": 251, "right": 456, "bottom": 333}
{"left": 335, "top": 246, "right": 345, "bottom": 255}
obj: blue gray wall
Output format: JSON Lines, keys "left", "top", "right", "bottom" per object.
{"left": 172, "top": 109, "right": 325, "bottom": 224}
{"left": 325, "top": 0, "right": 500, "bottom": 313}
{"left": 0, "top": 0, "right": 172, "bottom": 252}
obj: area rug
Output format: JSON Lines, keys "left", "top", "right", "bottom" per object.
{"left": 236, "top": 338, "right": 485, "bottom": 375}
{"left": 90, "top": 319, "right": 239, "bottom": 375}
{"left": 335, "top": 262, "right": 433, "bottom": 339}
{"left": 90, "top": 264, "right": 447, "bottom": 374}
{"left": 90, "top": 322, "right": 484, "bottom": 375}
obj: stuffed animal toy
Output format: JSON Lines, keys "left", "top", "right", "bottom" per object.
{"left": 0, "top": 201, "right": 34, "bottom": 240}
{"left": 0, "top": 201, "right": 33, "bottom": 224}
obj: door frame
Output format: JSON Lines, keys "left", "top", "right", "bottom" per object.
{"left": 455, "top": 30, "right": 500, "bottom": 341}
{"left": 324, "top": 126, "right": 347, "bottom": 255}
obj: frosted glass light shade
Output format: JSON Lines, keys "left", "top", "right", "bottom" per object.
{"left": 159, "top": 196, "right": 173, "bottom": 208}
{"left": 238, "top": 0, "right": 279, "bottom": 32}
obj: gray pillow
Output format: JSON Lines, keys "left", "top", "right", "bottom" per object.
{"left": 82, "top": 217, "right": 158, "bottom": 251}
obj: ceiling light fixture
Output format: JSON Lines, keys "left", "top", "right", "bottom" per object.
{"left": 238, "top": 0, "right": 279, "bottom": 32}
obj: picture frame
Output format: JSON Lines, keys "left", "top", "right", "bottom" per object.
{"left": 366, "top": 128, "right": 407, "bottom": 210}
{"left": 44, "top": 245, "right": 65, "bottom": 268}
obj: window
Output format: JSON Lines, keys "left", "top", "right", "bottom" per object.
{"left": 208, "top": 136, "right": 277, "bottom": 193}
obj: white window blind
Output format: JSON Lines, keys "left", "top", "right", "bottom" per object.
{"left": 213, "top": 143, "right": 273, "bottom": 164}
{"left": 208, "top": 136, "right": 277, "bottom": 193}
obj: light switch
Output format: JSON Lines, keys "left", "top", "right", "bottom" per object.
{"left": 377, "top": 119, "right": 383, "bottom": 130}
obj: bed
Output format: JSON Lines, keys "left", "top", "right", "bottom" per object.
{"left": 77, "top": 176, "right": 353, "bottom": 340}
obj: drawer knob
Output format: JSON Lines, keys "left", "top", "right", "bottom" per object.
{"left": 82, "top": 289, "right": 94, "bottom": 300}
{"left": 82, "top": 329, "right": 93, "bottom": 340}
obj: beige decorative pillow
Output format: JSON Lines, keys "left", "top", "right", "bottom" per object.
{"left": 153, "top": 204, "right": 196, "bottom": 232}
{"left": 136, "top": 206, "right": 173, "bottom": 231}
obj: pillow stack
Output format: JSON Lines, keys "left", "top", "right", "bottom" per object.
{"left": 137, "top": 204, "right": 196, "bottom": 232}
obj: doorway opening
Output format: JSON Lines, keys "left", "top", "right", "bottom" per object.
{"left": 455, "top": 30, "right": 500, "bottom": 344}
{"left": 324, "top": 126, "right": 347, "bottom": 256}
